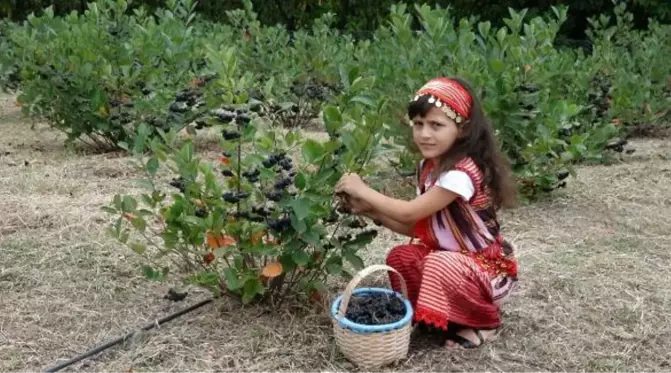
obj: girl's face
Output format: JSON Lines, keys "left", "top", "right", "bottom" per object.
{"left": 411, "top": 105, "right": 460, "bottom": 160}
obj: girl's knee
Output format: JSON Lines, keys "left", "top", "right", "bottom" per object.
{"left": 386, "top": 244, "right": 422, "bottom": 266}
{"left": 385, "top": 245, "right": 405, "bottom": 267}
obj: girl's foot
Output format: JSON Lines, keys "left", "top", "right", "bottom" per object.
{"left": 445, "top": 328, "right": 498, "bottom": 350}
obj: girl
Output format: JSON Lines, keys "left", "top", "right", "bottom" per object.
{"left": 335, "top": 76, "right": 518, "bottom": 349}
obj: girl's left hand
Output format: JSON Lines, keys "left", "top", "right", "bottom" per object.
{"left": 335, "top": 173, "right": 368, "bottom": 199}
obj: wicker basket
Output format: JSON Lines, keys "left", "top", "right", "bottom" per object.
{"left": 330, "top": 265, "right": 414, "bottom": 370}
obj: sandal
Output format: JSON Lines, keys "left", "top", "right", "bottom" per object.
{"left": 446, "top": 328, "right": 498, "bottom": 349}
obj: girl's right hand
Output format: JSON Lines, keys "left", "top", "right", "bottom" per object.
{"left": 348, "top": 196, "right": 373, "bottom": 214}
{"left": 338, "top": 193, "right": 373, "bottom": 214}
{"left": 345, "top": 195, "right": 373, "bottom": 215}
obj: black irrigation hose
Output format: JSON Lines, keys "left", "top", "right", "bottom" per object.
{"left": 43, "top": 298, "right": 214, "bottom": 373}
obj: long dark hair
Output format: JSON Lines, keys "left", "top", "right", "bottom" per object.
{"left": 407, "top": 76, "right": 517, "bottom": 209}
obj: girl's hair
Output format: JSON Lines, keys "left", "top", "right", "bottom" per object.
{"left": 407, "top": 76, "right": 518, "bottom": 209}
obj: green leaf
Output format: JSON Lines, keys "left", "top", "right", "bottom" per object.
{"left": 344, "top": 251, "right": 365, "bottom": 270}
{"left": 113, "top": 195, "right": 122, "bottom": 209}
{"left": 184, "top": 271, "right": 220, "bottom": 293}
{"left": 294, "top": 172, "right": 307, "bottom": 190}
{"left": 141, "top": 194, "right": 155, "bottom": 207}
{"left": 350, "top": 76, "right": 375, "bottom": 93}
{"left": 223, "top": 267, "right": 240, "bottom": 291}
{"left": 350, "top": 95, "right": 375, "bottom": 108}
{"left": 242, "top": 278, "right": 265, "bottom": 304}
{"left": 290, "top": 197, "right": 310, "bottom": 220}
{"left": 141, "top": 265, "right": 165, "bottom": 281}
{"left": 122, "top": 196, "right": 137, "bottom": 212}
{"left": 478, "top": 21, "right": 492, "bottom": 38}
{"left": 291, "top": 213, "right": 307, "bottom": 234}
{"left": 322, "top": 105, "right": 342, "bottom": 134}
{"left": 489, "top": 59, "right": 505, "bottom": 73}
{"left": 131, "top": 216, "right": 147, "bottom": 232}
{"left": 279, "top": 252, "right": 297, "bottom": 273}
{"left": 137, "top": 179, "right": 154, "bottom": 190}
{"left": 496, "top": 27, "right": 507, "bottom": 44}
{"left": 325, "top": 255, "right": 343, "bottom": 275}
{"left": 101, "top": 206, "right": 117, "bottom": 214}
{"left": 130, "top": 243, "right": 146, "bottom": 255}
{"left": 146, "top": 157, "right": 159, "bottom": 176}
{"left": 291, "top": 250, "right": 310, "bottom": 266}
{"left": 302, "top": 139, "right": 324, "bottom": 163}
{"left": 302, "top": 229, "right": 321, "bottom": 246}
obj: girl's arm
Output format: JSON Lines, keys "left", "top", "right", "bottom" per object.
{"left": 360, "top": 209, "right": 415, "bottom": 237}
{"left": 341, "top": 194, "right": 415, "bottom": 237}
{"left": 357, "top": 185, "right": 458, "bottom": 225}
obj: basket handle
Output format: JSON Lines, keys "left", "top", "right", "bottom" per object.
{"left": 336, "top": 264, "right": 408, "bottom": 319}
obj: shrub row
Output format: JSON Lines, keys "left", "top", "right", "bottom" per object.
{"left": 1, "top": 0, "right": 669, "bottom": 303}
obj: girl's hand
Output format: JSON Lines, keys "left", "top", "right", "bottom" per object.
{"left": 335, "top": 173, "right": 368, "bottom": 199}
{"left": 346, "top": 195, "right": 374, "bottom": 214}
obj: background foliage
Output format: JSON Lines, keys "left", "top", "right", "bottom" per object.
{"left": 2, "top": 0, "right": 670, "bottom": 37}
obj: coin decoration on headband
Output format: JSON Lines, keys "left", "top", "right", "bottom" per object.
{"left": 411, "top": 94, "right": 465, "bottom": 124}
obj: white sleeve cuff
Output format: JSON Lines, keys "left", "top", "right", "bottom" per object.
{"left": 436, "top": 170, "right": 475, "bottom": 201}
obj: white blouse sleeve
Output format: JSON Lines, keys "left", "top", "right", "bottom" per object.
{"left": 436, "top": 170, "right": 475, "bottom": 201}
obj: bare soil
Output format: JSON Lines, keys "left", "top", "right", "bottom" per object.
{"left": 2, "top": 93, "right": 671, "bottom": 372}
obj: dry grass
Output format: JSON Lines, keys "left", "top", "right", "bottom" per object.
{"left": 2, "top": 93, "right": 671, "bottom": 372}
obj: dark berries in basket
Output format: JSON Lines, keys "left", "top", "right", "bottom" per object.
{"left": 222, "top": 130, "right": 241, "bottom": 140}
{"left": 344, "top": 292, "right": 405, "bottom": 325}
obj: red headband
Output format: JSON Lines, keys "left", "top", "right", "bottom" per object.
{"left": 413, "top": 77, "right": 473, "bottom": 121}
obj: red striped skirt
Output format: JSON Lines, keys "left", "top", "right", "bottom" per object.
{"left": 386, "top": 244, "right": 517, "bottom": 330}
